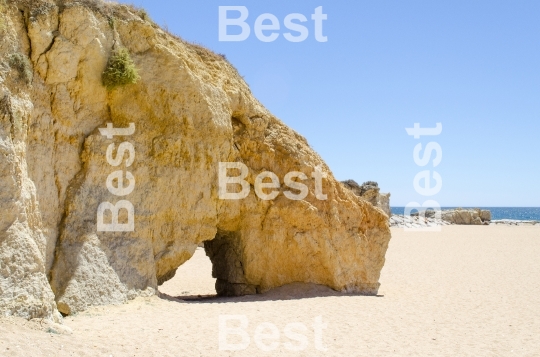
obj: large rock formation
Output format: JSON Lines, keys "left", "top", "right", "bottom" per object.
{"left": 0, "top": 0, "right": 391, "bottom": 319}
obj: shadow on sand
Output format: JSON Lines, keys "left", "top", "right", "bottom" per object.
{"left": 159, "top": 283, "right": 384, "bottom": 305}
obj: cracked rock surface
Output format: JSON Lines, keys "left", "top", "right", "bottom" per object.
{"left": 0, "top": 0, "right": 391, "bottom": 319}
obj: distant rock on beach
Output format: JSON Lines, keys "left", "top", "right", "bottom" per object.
{"left": 342, "top": 180, "right": 391, "bottom": 217}
{"left": 390, "top": 214, "right": 453, "bottom": 229}
{"left": 391, "top": 208, "right": 491, "bottom": 228}
{"left": 441, "top": 208, "right": 491, "bottom": 225}
{"left": 391, "top": 208, "right": 539, "bottom": 228}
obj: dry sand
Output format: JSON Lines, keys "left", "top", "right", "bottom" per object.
{"left": 1, "top": 225, "right": 539, "bottom": 356}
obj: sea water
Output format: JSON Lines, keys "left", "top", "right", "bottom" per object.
{"left": 390, "top": 207, "right": 540, "bottom": 221}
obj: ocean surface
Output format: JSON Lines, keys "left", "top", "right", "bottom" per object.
{"left": 390, "top": 207, "right": 540, "bottom": 221}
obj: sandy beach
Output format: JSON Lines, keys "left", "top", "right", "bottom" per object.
{"left": 1, "top": 225, "right": 539, "bottom": 357}
{"left": 1, "top": 1, "right": 538, "bottom": 356}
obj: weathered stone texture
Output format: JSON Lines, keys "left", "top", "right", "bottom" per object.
{"left": 0, "top": 0, "right": 391, "bottom": 318}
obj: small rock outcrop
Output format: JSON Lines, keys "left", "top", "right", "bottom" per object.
{"left": 441, "top": 208, "right": 491, "bottom": 225}
{"left": 342, "top": 180, "right": 391, "bottom": 217}
{"left": 390, "top": 208, "right": 492, "bottom": 228}
{"left": 390, "top": 215, "right": 453, "bottom": 228}
{"left": 0, "top": 0, "right": 391, "bottom": 319}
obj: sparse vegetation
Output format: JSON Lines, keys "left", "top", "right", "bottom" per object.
{"left": 28, "top": 2, "right": 56, "bottom": 20}
{"left": 107, "top": 15, "right": 115, "bottom": 29}
{"left": 102, "top": 48, "right": 140, "bottom": 89}
{"left": 362, "top": 181, "right": 379, "bottom": 187}
{"left": 62, "top": 0, "right": 112, "bottom": 18}
{"left": 187, "top": 41, "right": 228, "bottom": 63}
{"left": 0, "top": 0, "right": 6, "bottom": 32}
{"left": 56, "top": 0, "right": 131, "bottom": 23}
{"left": 8, "top": 53, "right": 33, "bottom": 85}
{"left": 0, "top": 94, "right": 11, "bottom": 118}
{"left": 138, "top": 9, "right": 149, "bottom": 21}
{"left": 8, "top": 0, "right": 152, "bottom": 26}
{"left": 183, "top": 41, "right": 244, "bottom": 79}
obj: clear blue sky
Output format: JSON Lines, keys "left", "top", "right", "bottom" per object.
{"left": 119, "top": 0, "right": 540, "bottom": 207}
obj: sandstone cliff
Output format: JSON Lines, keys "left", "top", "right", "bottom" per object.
{"left": 0, "top": 0, "right": 391, "bottom": 319}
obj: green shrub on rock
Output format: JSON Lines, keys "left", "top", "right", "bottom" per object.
{"left": 9, "top": 53, "right": 33, "bottom": 85}
{"left": 102, "top": 48, "right": 140, "bottom": 89}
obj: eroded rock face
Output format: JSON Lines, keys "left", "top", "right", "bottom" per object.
{"left": 378, "top": 193, "right": 391, "bottom": 217}
{"left": 0, "top": 0, "right": 391, "bottom": 318}
{"left": 0, "top": 94, "right": 60, "bottom": 321}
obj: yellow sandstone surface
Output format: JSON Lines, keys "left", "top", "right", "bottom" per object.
{"left": 0, "top": 0, "right": 391, "bottom": 318}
